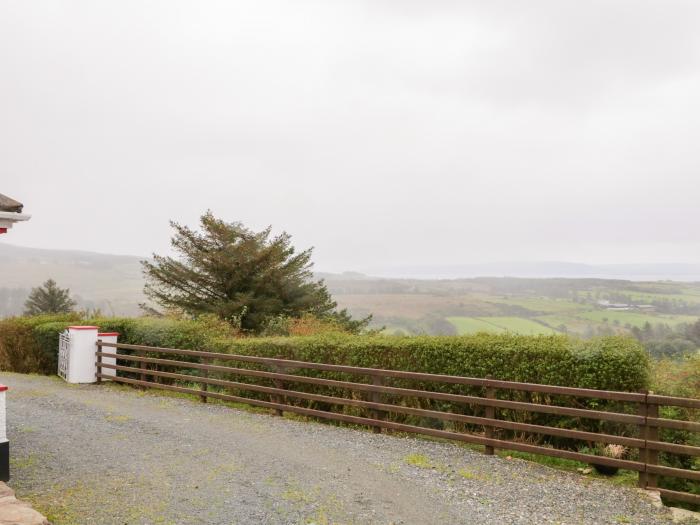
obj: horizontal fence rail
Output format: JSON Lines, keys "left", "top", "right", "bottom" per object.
{"left": 95, "top": 341, "right": 700, "bottom": 505}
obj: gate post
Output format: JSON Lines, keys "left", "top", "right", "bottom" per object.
{"left": 58, "top": 326, "right": 99, "bottom": 384}
{"left": 0, "top": 384, "right": 8, "bottom": 482}
{"left": 96, "top": 332, "right": 119, "bottom": 381}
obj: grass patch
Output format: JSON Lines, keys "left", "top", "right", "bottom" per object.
{"left": 104, "top": 414, "right": 131, "bottom": 423}
{"left": 484, "top": 317, "right": 558, "bottom": 334}
{"left": 447, "top": 316, "right": 558, "bottom": 335}
{"left": 577, "top": 310, "right": 697, "bottom": 328}
{"left": 458, "top": 468, "right": 490, "bottom": 481}
{"left": 446, "top": 317, "right": 506, "bottom": 334}
{"left": 487, "top": 297, "right": 585, "bottom": 314}
{"left": 10, "top": 454, "right": 38, "bottom": 469}
{"left": 403, "top": 453, "right": 434, "bottom": 469}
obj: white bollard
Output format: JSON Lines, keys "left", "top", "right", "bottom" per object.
{"left": 97, "top": 332, "right": 119, "bottom": 380}
{"left": 58, "top": 326, "right": 99, "bottom": 384}
{"left": 0, "top": 385, "right": 8, "bottom": 481}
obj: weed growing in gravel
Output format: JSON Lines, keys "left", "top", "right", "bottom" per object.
{"left": 10, "top": 454, "right": 38, "bottom": 469}
{"left": 104, "top": 413, "right": 130, "bottom": 423}
{"left": 281, "top": 486, "right": 314, "bottom": 504}
{"left": 9, "top": 388, "right": 49, "bottom": 399}
{"left": 458, "top": 468, "right": 491, "bottom": 481}
{"left": 404, "top": 453, "right": 433, "bottom": 468}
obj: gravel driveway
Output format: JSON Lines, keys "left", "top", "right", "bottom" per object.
{"left": 1, "top": 372, "right": 677, "bottom": 525}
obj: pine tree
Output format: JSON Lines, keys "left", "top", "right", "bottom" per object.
{"left": 24, "top": 279, "right": 77, "bottom": 315}
{"left": 142, "top": 211, "right": 369, "bottom": 333}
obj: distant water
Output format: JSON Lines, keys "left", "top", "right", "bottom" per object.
{"left": 365, "top": 271, "right": 700, "bottom": 282}
{"left": 360, "top": 262, "right": 700, "bottom": 282}
{"left": 574, "top": 274, "right": 700, "bottom": 282}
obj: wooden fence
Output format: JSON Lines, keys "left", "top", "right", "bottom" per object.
{"left": 95, "top": 341, "right": 700, "bottom": 505}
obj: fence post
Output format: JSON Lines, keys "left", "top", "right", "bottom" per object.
{"left": 646, "top": 392, "right": 659, "bottom": 489}
{"left": 638, "top": 390, "right": 649, "bottom": 489}
{"left": 272, "top": 360, "right": 285, "bottom": 416}
{"left": 139, "top": 355, "right": 147, "bottom": 386}
{"left": 484, "top": 377, "right": 496, "bottom": 455}
{"left": 370, "top": 375, "right": 385, "bottom": 434}
{"left": 200, "top": 357, "right": 209, "bottom": 403}
{"left": 95, "top": 339, "right": 102, "bottom": 384}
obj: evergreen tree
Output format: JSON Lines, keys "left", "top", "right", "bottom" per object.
{"left": 24, "top": 279, "right": 76, "bottom": 315}
{"left": 142, "top": 211, "right": 370, "bottom": 333}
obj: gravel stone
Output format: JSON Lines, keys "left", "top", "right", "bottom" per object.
{"left": 2, "top": 372, "right": 676, "bottom": 525}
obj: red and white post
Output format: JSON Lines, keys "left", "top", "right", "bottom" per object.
{"left": 0, "top": 384, "right": 8, "bottom": 481}
{"left": 97, "top": 332, "right": 119, "bottom": 380}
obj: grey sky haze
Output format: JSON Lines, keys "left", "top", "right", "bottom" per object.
{"left": 2, "top": 1, "right": 699, "bottom": 274}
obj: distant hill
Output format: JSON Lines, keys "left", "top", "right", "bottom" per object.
{"left": 358, "top": 262, "right": 700, "bottom": 281}
{"left": 0, "top": 242, "right": 145, "bottom": 316}
{"left": 2, "top": 243, "right": 699, "bottom": 332}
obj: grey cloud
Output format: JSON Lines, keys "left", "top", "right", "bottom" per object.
{"left": 1, "top": 1, "right": 699, "bottom": 273}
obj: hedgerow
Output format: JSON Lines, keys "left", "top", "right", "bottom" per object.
{"left": 0, "top": 314, "right": 649, "bottom": 442}
{"left": 0, "top": 314, "right": 80, "bottom": 373}
{"left": 0, "top": 315, "right": 241, "bottom": 373}
{"left": 0, "top": 315, "right": 649, "bottom": 391}
{"left": 208, "top": 333, "right": 649, "bottom": 392}
{"left": 7, "top": 315, "right": 698, "bottom": 503}
{"left": 202, "top": 333, "right": 649, "bottom": 442}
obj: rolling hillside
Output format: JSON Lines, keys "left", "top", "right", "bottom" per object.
{"left": 0, "top": 242, "right": 145, "bottom": 316}
{"left": 1, "top": 243, "right": 699, "bottom": 337}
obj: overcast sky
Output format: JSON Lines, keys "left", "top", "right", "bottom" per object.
{"left": 2, "top": 1, "right": 699, "bottom": 273}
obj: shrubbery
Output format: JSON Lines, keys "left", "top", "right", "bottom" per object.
{"left": 0, "top": 315, "right": 648, "bottom": 435}
{"left": 209, "top": 333, "right": 649, "bottom": 392}
{"left": 652, "top": 356, "right": 700, "bottom": 503}
{"left": 0, "top": 314, "right": 650, "bottom": 390}
{"left": 203, "top": 333, "right": 649, "bottom": 444}
{"left": 0, "top": 313, "right": 81, "bottom": 373}
{"left": 0, "top": 315, "right": 232, "bottom": 374}
{"left": 0, "top": 314, "right": 650, "bottom": 450}
{"left": 8, "top": 314, "right": 700, "bottom": 504}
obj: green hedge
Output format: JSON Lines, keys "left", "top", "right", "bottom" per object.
{"left": 0, "top": 314, "right": 81, "bottom": 373}
{"left": 0, "top": 315, "right": 649, "bottom": 390}
{"left": 0, "top": 315, "right": 650, "bottom": 392}
{"left": 0, "top": 315, "right": 648, "bottom": 439}
{"left": 8, "top": 314, "right": 696, "bottom": 501}
{"left": 0, "top": 315, "right": 651, "bottom": 449}
{"left": 0, "top": 315, "right": 233, "bottom": 374}
{"left": 0, "top": 315, "right": 648, "bottom": 431}
{"left": 209, "top": 333, "right": 649, "bottom": 392}
{"left": 204, "top": 333, "right": 649, "bottom": 442}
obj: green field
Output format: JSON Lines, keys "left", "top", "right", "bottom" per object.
{"left": 481, "top": 296, "right": 585, "bottom": 314}
{"left": 576, "top": 310, "right": 698, "bottom": 328}
{"left": 447, "top": 316, "right": 558, "bottom": 335}
{"left": 535, "top": 314, "right": 593, "bottom": 333}
{"left": 614, "top": 290, "right": 700, "bottom": 305}
{"left": 447, "top": 317, "right": 506, "bottom": 334}
{"left": 330, "top": 276, "right": 700, "bottom": 337}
